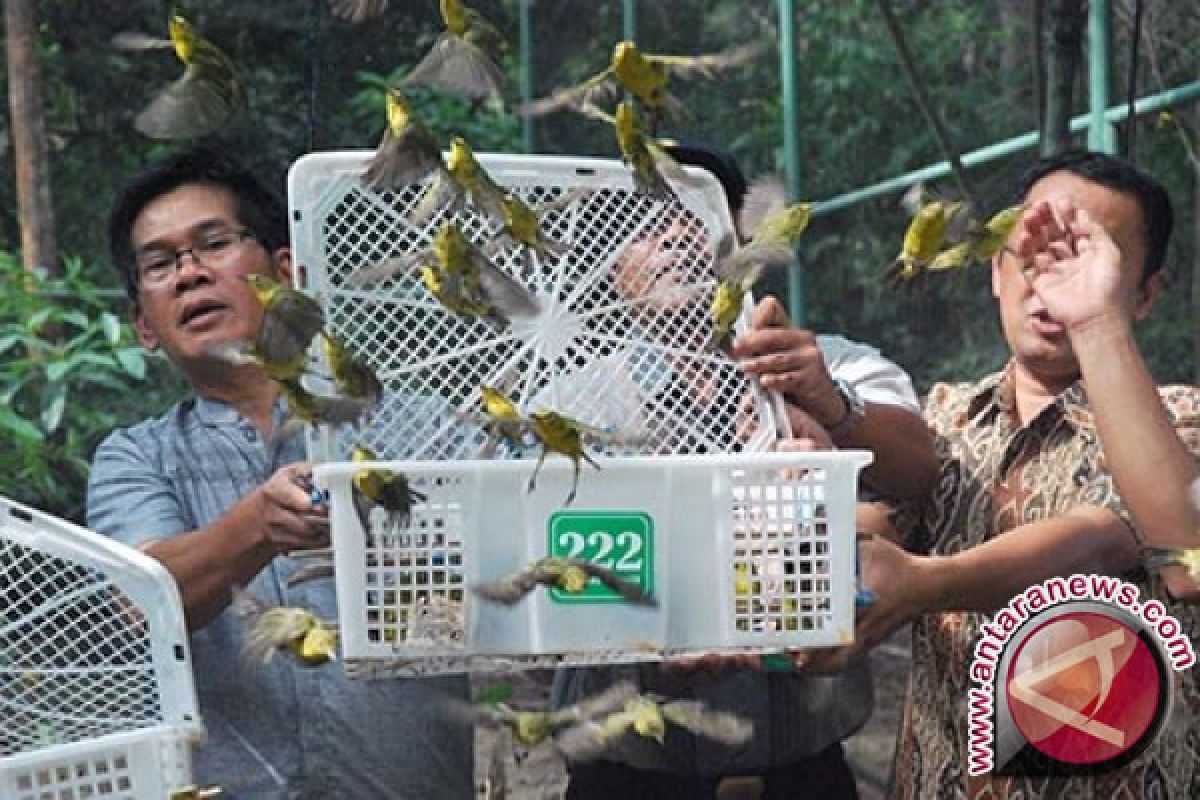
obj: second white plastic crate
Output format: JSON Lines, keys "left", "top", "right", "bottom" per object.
{"left": 316, "top": 450, "right": 871, "bottom": 675}
{"left": 0, "top": 497, "right": 203, "bottom": 799}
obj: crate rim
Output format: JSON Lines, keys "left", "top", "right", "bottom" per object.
{"left": 313, "top": 448, "right": 874, "bottom": 480}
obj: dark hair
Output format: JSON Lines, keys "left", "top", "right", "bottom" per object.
{"left": 107, "top": 146, "right": 288, "bottom": 301}
{"left": 663, "top": 139, "right": 748, "bottom": 214}
{"left": 1012, "top": 149, "right": 1172, "bottom": 283}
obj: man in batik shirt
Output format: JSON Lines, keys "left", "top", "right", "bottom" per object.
{"left": 808, "top": 150, "right": 1199, "bottom": 798}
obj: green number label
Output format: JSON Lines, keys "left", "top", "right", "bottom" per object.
{"left": 547, "top": 511, "right": 654, "bottom": 603}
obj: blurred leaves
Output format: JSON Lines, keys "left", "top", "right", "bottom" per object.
{"left": 0, "top": 250, "right": 185, "bottom": 521}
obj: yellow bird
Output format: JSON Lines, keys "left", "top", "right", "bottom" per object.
{"left": 243, "top": 274, "right": 326, "bottom": 367}
{"left": 235, "top": 590, "right": 338, "bottom": 668}
{"left": 555, "top": 696, "right": 753, "bottom": 764}
{"left": 350, "top": 445, "right": 426, "bottom": 533}
{"left": 926, "top": 204, "right": 1024, "bottom": 273}
{"left": 112, "top": 14, "right": 244, "bottom": 140}
{"left": 278, "top": 377, "right": 377, "bottom": 428}
{"left": 518, "top": 39, "right": 762, "bottom": 131}
{"left": 457, "top": 384, "right": 530, "bottom": 457}
{"left": 527, "top": 409, "right": 615, "bottom": 506}
{"left": 322, "top": 332, "right": 383, "bottom": 402}
{"left": 580, "top": 101, "right": 688, "bottom": 200}
{"left": 353, "top": 222, "right": 540, "bottom": 327}
{"left": 482, "top": 193, "right": 573, "bottom": 269}
{"left": 709, "top": 175, "right": 812, "bottom": 350}
{"left": 362, "top": 87, "right": 444, "bottom": 192}
{"left": 887, "top": 197, "right": 967, "bottom": 283}
{"left": 472, "top": 557, "right": 657, "bottom": 607}
{"left": 405, "top": 0, "right": 506, "bottom": 100}
{"left": 411, "top": 136, "right": 508, "bottom": 225}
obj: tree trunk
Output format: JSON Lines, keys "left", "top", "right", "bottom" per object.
{"left": 1040, "top": 0, "right": 1086, "bottom": 156}
{"left": 5, "top": 0, "right": 58, "bottom": 276}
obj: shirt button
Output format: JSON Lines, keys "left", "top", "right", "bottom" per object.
{"left": 243, "top": 427, "right": 258, "bottom": 442}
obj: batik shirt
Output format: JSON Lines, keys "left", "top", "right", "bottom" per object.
{"left": 893, "top": 364, "right": 1200, "bottom": 799}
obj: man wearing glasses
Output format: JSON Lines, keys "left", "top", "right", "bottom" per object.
{"left": 86, "top": 147, "right": 471, "bottom": 799}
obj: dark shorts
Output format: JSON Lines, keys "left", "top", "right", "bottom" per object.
{"left": 564, "top": 742, "right": 859, "bottom": 800}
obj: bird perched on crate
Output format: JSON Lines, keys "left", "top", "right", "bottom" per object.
{"left": 410, "top": 136, "right": 508, "bottom": 226}
{"left": 112, "top": 13, "right": 244, "bottom": 140}
{"left": 554, "top": 694, "right": 754, "bottom": 763}
{"left": 579, "top": 101, "right": 691, "bottom": 201}
{"left": 517, "top": 39, "right": 762, "bottom": 132}
{"left": 709, "top": 175, "right": 812, "bottom": 350}
{"left": 234, "top": 590, "right": 338, "bottom": 667}
{"left": 350, "top": 444, "right": 426, "bottom": 533}
{"left": 406, "top": 0, "right": 506, "bottom": 101}
{"left": 472, "top": 557, "right": 657, "bottom": 607}
{"left": 352, "top": 221, "right": 541, "bottom": 327}
{"left": 362, "top": 87, "right": 444, "bottom": 192}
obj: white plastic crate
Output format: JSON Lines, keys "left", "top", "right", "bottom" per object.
{"left": 289, "top": 150, "right": 869, "bottom": 674}
{"left": 287, "top": 150, "right": 787, "bottom": 463}
{"left": 0, "top": 497, "right": 203, "bottom": 799}
{"left": 316, "top": 451, "right": 870, "bottom": 675}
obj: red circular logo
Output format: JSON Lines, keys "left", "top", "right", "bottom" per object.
{"left": 1006, "top": 611, "right": 1163, "bottom": 766}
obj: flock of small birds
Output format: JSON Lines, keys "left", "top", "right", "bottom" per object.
{"left": 111, "top": 3, "right": 1035, "bottom": 790}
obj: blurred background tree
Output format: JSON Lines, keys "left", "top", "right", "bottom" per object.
{"left": 1, "top": 0, "right": 1196, "bottom": 519}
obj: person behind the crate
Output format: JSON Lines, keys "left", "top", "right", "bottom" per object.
{"left": 554, "top": 141, "right": 938, "bottom": 800}
{"left": 806, "top": 150, "right": 1200, "bottom": 798}
{"left": 86, "top": 146, "right": 472, "bottom": 800}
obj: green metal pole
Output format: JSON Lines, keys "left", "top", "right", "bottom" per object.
{"left": 811, "top": 80, "right": 1200, "bottom": 216}
{"left": 519, "top": 0, "right": 534, "bottom": 153}
{"left": 1087, "top": 0, "right": 1115, "bottom": 153}
{"left": 779, "top": 0, "right": 803, "bottom": 325}
{"left": 622, "top": 0, "right": 636, "bottom": 42}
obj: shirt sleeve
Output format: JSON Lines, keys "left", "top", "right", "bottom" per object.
{"left": 816, "top": 334, "right": 920, "bottom": 412}
{"left": 86, "top": 427, "right": 189, "bottom": 548}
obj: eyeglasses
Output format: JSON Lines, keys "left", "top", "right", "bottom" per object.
{"left": 135, "top": 228, "right": 257, "bottom": 290}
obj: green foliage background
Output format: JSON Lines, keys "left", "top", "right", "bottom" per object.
{"left": 0, "top": 0, "right": 1196, "bottom": 519}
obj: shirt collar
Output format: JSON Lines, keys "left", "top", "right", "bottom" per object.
{"left": 193, "top": 393, "right": 289, "bottom": 428}
{"left": 965, "top": 361, "right": 1096, "bottom": 432}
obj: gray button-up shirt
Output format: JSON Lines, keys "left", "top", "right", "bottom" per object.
{"left": 553, "top": 335, "right": 919, "bottom": 775}
{"left": 86, "top": 395, "right": 472, "bottom": 799}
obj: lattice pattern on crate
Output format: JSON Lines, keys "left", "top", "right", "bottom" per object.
{"left": 729, "top": 466, "right": 832, "bottom": 634}
{"left": 362, "top": 474, "right": 467, "bottom": 648}
{"left": 291, "top": 154, "right": 773, "bottom": 465}
{"left": 0, "top": 539, "right": 162, "bottom": 758}
{"left": 10, "top": 750, "right": 135, "bottom": 800}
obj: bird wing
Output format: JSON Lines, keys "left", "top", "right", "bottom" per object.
{"left": 738, "top": 174, "right": 788, "bottom": 239}
{"left": 134, "top": 64, "right": 236, "bottom": 140}
{"left": 406, "top": 34, "right": 505, "bottom": 100}
{"left": 362, "top": 125, "right": 444, "bottom": 192}
{"left": 577, "top": 561, "right": 657, "bottom": 607}
{"left": 473, "top": 251, "right": 542, "bottom": 322}
{"left": 111, "top": 31, "right": 173, "bottom": 51}
{"left": 515, "top": 69, "right": 617, "bottom": 118}
{"left": 647, "top": 41, "right": 764, "bottom": 79}
{"left": 409, "top": 168, "right": 461, "bottom": 226}
{"left": 661, "top": 701, "right": 754, "bottom": 747}
{"left": 347, "top": 248, "right": 430, "bottom": 286}
{"left": 551, "top": 681, "right": 640, "bottom": 726}
{"left": 328, "top": 0, "right": 389, "bottom": 23}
